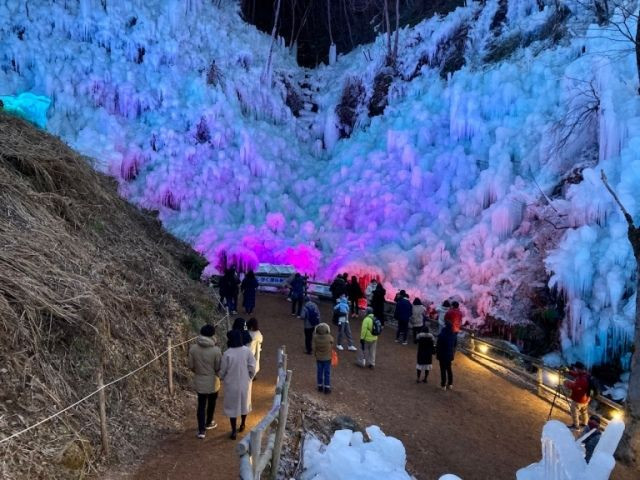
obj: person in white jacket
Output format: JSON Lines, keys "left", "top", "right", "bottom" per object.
{"left": 436, "top": 300, "right": 451, "bottom": 333}
{"left": 247, "top": 317, "right": 263, "bottom": 378}
{"left": 364, "top": 279, "right": 378, "bottom": 305}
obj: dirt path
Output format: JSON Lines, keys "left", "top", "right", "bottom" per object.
{"left": 105, "top": 293, "right": 635, "bottom": 480}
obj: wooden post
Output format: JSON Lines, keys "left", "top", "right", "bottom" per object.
{"left": 270, "top": 370, "right": 293, "bottom": 480}
{"left": 167, "top": 337, "right": 174, "bottom": 396}
{"left": 97, "top": 369, "right": 110, "bottom": 456}
{"left": 251, "top": 429, "right": 263, "bottom": 478}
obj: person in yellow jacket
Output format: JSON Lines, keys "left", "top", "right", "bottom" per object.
{"left": 358, "top": 308, "right": 378, "bottom": 368}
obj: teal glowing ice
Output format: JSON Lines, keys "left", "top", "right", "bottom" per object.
{"left": 0, "top": 93, "right": 51, "bottom": 129}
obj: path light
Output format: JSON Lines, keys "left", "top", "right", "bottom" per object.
{"left": 545, "top": 371, "right": 560, "bottom": 386}
{"left": 611, "top": 410, "right": 624, "bottom": 421}
{"left": 477, "top": 344, "right": 489, "bottom": 354}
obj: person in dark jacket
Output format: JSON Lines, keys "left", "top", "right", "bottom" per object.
{"left": 580, "top": 415, "right": 602, "bottom": 463}
{"left": 289, "top": 273, "right": 306, "bottom": 317}
{"left": 228, "top": 317, "right": 252, "bottom": 347}
{"left": 436, "top": 323, "right": 456, "bottom": 390}
{"left": 393, "top": 290, "right": 412, "bottom": 345}
{"left": 371, "top": 282, "right": 387, "bottom": 325}
{"left": 302, "top": 296, "right": 321, "bottom": 354}
{"left": 220, "top": 268, "right": 240, "bottom": 314}
{"left": 416, "top": 327, "right": 435, "bottom": 383}
{"left": 241, "top": 270, "right": 259, "bottom": 314}
{"left": 329, "top": 274, "right": 347, "bottom": 302}
{"left": 347, "top": 276, "right": 363, "bottom": 318}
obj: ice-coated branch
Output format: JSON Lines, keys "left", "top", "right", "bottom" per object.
{"left": 600, "top": 169, "right": 635, "bottom": 228}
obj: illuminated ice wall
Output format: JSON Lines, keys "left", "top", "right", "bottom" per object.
{"left": 1, "top": 0, "right": 639, "bottom": 370}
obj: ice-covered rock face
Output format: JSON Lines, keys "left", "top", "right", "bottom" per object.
{"left": 1, "top": 0, "right": 638, "bottom": 367}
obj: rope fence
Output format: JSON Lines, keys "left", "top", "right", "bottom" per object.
{"left": 0, "top": 287, "right": 231, "bottom": 450}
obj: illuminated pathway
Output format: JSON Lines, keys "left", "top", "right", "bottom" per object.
{"left": 107, "top": 294, "right": 636, "bottom": 480}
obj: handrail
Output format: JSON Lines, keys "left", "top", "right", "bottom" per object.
{"left": 237, "top": 346, "right": 293, "bottom": 480}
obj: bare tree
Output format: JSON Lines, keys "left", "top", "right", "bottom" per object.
{"left": 601, "top": 170, "right": 640, "bottom": 465}
{"left": 392, "top": 0, "right": 400, "bottom": 60}
{"left": 327, "top": 0, "right": 334, "bottom": 45}
{"left": 262, "top": 0, "right": 283, "bottom": 84}
{"left": 383, "top": 0, "right": 392, "bottom": 60}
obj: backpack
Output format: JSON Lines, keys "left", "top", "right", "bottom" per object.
{"left": 305, "top": 305, "right": 319, "bottom": 327}
{"left": 587, "top": 375, "right": 600, "bottom": 398}
{"left": 371, "top": 316, "right": 383, "bottom": 336}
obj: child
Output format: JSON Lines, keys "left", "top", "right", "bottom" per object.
{"left": 334, "top": 294, "right": 357, "bottom": 351}
{"left": 312, "top": 323, "right": 334, "bottom": 394}
{"left": 416, "top": 326, "right": 435, "bottom": 383}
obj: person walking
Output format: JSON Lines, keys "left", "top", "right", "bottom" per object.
{"left": 329, "top": 274, "right": 347, "bottom": 302}
{"left": 436, "top": 322, "right": 456, "bottom": 390}
{"left": 188, "top": 324, "right": 222, "bottom": 439}
{"left": 445, "top": 301, "right": 463, "bottom": 335}
{"left": 241, "top": 270, "right": 259, "bottom": 314}
{"left": 220, "top": 330, "right": 256, "bottom": 439}
{"left": 410, "top": 298, "right": 427, "bottom": 344}
{"left": 393, "top": 290, "right": 412, "bottom": 345}
{"left": 312, "top": 322, "right": 334, "bottom": 394}
{"left": 416, "top": 326, "right": 435, "bottom": 383}
{"left": 290, "top": 273, "right": 306, "bottom": 317}
{"left": 302, "top": 296, "right": 321, "bottom": 354}
{"left": 358, "top": 307, "right": 379, "bottom": 368}
{"left": 246, "top": 317, "right": 263, "bottom": 378}
{"left": 564, "top": 362, "right": 592, "bottom": 430}
{"left": 371, "top": 282, "right": 387, "bottom": 325}
{"left": 334, "top": 294, "right": 357, "bottom": 351}
{"left": 436, "top": 300, "right": 450, "bottom": 333}
{"left": 220, "top": 268, "right": 240, "bottom": 314}
{"left": 347, "top": 275, "right": 364, "bottom": 318}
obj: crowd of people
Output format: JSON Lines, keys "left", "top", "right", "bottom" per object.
{"left": 194, "top": 269, "right": 603, "bottom": 463}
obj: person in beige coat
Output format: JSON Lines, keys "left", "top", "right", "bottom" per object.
{"left": 220, "top": 329, "right": 256, "bottom": 439}
{"left": 188, "top": 324, "right": 222, "bottom": 439}
{"left": 312, "top": 323, "right": 334, "bottom": 394}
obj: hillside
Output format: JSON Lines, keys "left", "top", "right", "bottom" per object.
{"left": 0, "top": 113, "right": 218, "bottom": 479}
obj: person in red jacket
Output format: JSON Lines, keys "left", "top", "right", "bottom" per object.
{"left": 564, "top": 362, "right": 591, "bottom": 429}
{"left": 444, "top": 301, "right": 463, "bottom": 333}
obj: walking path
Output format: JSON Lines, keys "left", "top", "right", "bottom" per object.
{"left": 106, "top": 293, "right": 635, "bottom": 480}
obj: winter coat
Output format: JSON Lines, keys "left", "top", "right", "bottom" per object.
{"left": 302, "top": 300, "right": 321, "bottom": 329}
{"left": 334, "top": 296, "right": 350, "bottom": 323}
{"left": 365, "top": 282, "right": 377, "bottom": 303}
{"left": 436, "top": 306, "right": 449, "bottom": 331}
{"left": 394, "top": 298, "right": 412, "bottom": 324}
{"left": 360, "top": 314, "right": 378, "bottom": 343}
{"left": 188, "top": 336, "right": 222, "bottom": 394}
{"left": 220, "top": 273, "right": 240, "bottom": 297}
{"left": 329, "top": 277, "right": 347, "bottom": 299}
{"left": 313, "top": 323, "right": 334, "bottom": 362}
{"left": 410, "top": 305, "right": 427, "bottom": 328}
{"left": 371, "top": 285, "right": 387, "bottom": 321}
{"left": 290, "top": 275, "right": 305, "bottom": 299}
{"left": 445, "top": 308, "right": 463, "bottom": 333}
{"left": 436, "top": 325, "right": 456, "bottom": 363}
{"left": 219, "top": 345, "right": 256, "bottom": 417}
{"left": 347, "top": 281, "right": 363, "bottom": 302}
{"left": 565, "top": 371, "right": 591, "bottom": 404}
{"left": 416, "top": 332, "right": 435, "bottom": 365}
{"left": 248, "top": 330, "right": 263, "bottom": 374}
{"left": 241, "top": 276, "right": 259, "bottom": 311}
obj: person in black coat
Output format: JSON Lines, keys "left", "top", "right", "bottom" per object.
{"left": 329, "top": 274, "right": 347, "bottom": 302}
{"left": 371, "top": 282, "right": 387, "bottom": 325}
{"left": 228, "top": 317, "right": 252, "bottom": 347}
{"left": 347, "top": 276, "right": 363, "bottom": 318}
{"left": 220, "top": 268, "right": 240, "bottom": 314}
{"left": 241, "top": 270, "right": 259, "bottom": 314}
{"left": 436, "top": 323, "right": 456, "bottom": 390}
{"left": 393, "top": 290, "right": 412, "bottom": 345}
{"left": 416, "top": 327, "right": 435, "bottom": 383}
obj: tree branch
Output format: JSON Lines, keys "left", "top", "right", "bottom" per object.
{"left": 601, "top": 169, "right": 635, "bottom": 228}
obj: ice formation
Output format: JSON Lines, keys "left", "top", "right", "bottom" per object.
{"left": 1, "top": 0, "right": 639, "bottom": 368}
{"left": 302, "top": 426, "right": 412, "bottom": 480}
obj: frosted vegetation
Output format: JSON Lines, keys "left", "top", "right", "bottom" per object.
{"left": 1, "top": 0, "right": 638, "bottom": 370}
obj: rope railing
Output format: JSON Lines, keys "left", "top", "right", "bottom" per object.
{"left": 0, "top": 289, "right": 230, "bottom": 448}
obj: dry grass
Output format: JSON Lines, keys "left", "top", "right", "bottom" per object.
{"left": 0, "top": 113, "right": 223, "bottom": 479}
